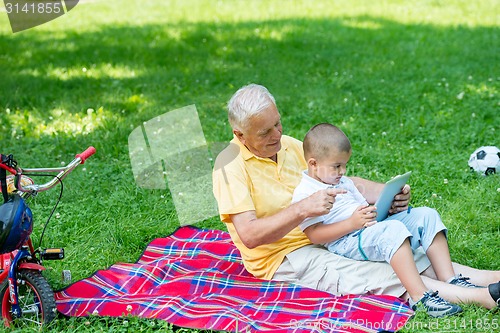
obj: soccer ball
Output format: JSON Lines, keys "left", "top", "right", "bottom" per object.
{"left": 468, "top": 146, "right": 500, "bottom": 175}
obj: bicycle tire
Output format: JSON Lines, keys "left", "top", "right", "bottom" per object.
{"left": 0, "top": 269, "right": 57, "bottom": 327}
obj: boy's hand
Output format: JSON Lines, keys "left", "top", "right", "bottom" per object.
{"left": 350, "top": 205, "right": 377, "bottom": 230}
{"left": 390, "top": 184, "right": 411, "bottom": 214}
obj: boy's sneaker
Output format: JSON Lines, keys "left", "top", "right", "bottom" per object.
{"left": 409, "top": 290, "right": 463, "bottom": 318}
{"left": 447, "top": 274, "right": 484, "bottom": 288}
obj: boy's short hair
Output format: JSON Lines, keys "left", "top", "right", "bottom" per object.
{"left": 303, "top": 123, "right": 351, "bottom": 160}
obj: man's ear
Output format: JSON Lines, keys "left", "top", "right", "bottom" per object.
{"left": 233, "top": 129, "right": 242, "bottom": 137}
{"left": 233, "top": 129, "right": 245, "bottom": 144}
{"left": 233, "top": 129, "right": 246, "bottom": 145}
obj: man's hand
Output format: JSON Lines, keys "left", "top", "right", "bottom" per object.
{"left": 301, "top": 187, "right": 347, "bottom": 217}
{"left": 230, "top": 187, "right": 346, "bottom": 249}
{"left": 389, "top": 184, "right": 411, "bottom": 214}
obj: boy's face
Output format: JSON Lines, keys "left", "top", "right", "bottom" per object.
{"left": 308, "top": 149, "right": 351, "bottom": 185}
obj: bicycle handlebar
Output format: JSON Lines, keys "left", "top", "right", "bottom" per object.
{"left": 76, "top": 146, "right": 96, "bottom": 164}
{"left": 0, "top": 147, "right": 96, "bottom": 196}
{"left": 0, "top": 162, "right": 16, "bottom": 175}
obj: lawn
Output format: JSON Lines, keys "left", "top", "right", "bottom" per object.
{"left": 0, "top": 0, "right": 499, "bottom": 332}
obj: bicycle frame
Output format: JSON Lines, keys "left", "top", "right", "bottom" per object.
{"left": 1, "top": 245, "right": 42, "bottom": 318}
{"left": 0, "top": 147, "right": 95, "bottom": 320}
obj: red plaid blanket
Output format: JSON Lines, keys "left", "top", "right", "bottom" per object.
{"left": 55, "top": 226, "right": 413, "bottom": 332}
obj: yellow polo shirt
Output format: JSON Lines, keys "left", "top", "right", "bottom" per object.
{"left": 212, "top": 135, "right": 311, "bottom": 279}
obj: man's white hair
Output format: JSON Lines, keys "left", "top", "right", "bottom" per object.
{"left": 227, "top": 84, "right": 276, "bottom": 131}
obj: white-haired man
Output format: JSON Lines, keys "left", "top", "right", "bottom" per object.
{"left": 212, "top": 83, "right": 500, "bottom": 311}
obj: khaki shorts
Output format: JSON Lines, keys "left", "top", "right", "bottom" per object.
{"left": 273, "top": 244, "right": 430, "bottom": 297}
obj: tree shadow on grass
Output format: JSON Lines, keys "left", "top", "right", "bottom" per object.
{"left": 0, "top": 15, "right": 497, "bottom": 150}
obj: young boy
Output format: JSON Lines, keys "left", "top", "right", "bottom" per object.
{"left": 292, "top": 123, "right": 478, "bottom": 318}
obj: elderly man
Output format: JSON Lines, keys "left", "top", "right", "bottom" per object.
{"left": 212, "top": 83, "right": 500, "bottom": 309}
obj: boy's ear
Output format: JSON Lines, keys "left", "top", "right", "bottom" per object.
{"left": 307, "top": 157, "right": 317, "bottom": 168}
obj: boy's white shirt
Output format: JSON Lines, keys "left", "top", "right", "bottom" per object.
{"left": 292, "top": 171, "right": 369, "bottom": 231}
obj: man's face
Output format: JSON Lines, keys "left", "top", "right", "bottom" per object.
{"left": 234, "top": 104, "right": 283, "bottom": 159}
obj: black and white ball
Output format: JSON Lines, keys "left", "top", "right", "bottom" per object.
{"left": 468, "top": 146, "right": 500, "bottom": 175}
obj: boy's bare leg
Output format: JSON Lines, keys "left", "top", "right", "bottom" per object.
{"left": 425, "top": 231, "right": 455, "bottom": 282}
{"left": 391, "top": 239, "right": 427, "bottom": 301}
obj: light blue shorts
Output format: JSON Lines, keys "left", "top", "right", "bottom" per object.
{"left": 326, "top": 207, "right": 447, "bottom": 263}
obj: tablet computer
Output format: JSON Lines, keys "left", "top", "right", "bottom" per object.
{"left": 374, "top": 171, "right": 412, "bottom": 221}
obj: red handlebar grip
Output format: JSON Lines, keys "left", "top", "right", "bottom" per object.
{"left": 76, "top": 146, "right": 96, "bottom": 164}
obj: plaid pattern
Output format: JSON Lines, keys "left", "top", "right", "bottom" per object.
{"left": 55, "top": 226, "right": 413, "bottom": 332}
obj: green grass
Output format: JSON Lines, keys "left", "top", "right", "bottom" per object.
{"left": 0, "top": 0, "right": 499, "bottom": 332}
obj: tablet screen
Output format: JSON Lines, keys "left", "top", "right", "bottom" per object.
{"left": 374, "top": 171, "right": 412, "bottom": 221}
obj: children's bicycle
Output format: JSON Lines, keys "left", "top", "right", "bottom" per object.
{"left": 0, "top": 147, "right": 95, "bottom": 327}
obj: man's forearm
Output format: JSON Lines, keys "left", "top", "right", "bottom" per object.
{"left": 349, "top": 176, "right": 384, "bottom": 204}
{"left": 231, "top": 200, "right": 309, "bottom": 249}
{"left": 231, "top": 188, "right": 339, "bottom": 249}
{"left": 260, "top": 203, "right": 308, "bottom": 245}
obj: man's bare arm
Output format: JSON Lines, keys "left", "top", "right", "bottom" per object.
{"left": 230, "top": 188, "right": 345, "bottom": 249}
{"left": 349, "top": 176, "right": 384, "bottom": 204}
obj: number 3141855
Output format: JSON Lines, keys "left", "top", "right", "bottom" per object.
{"left": 5, "top": 2, "right": 63, "bottom": 14}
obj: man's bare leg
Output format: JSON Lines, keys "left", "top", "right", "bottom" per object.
{"left": 452, "top": 263, "right": 500, "bottom": 286}
{"left": 422, "top": 263, "right": 500, "bottom": 286}
{"left": 420, "top": 276, "right": 497, "bottom": 309}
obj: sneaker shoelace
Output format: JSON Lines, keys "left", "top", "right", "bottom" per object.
{"left": 424, "top": 291, "right": 449, "bottom": 307}
{"left": 448, "top": 274, "right": 482, "bottom": 288}
{"left": 411, "top": 290, "right": 463, "bottom": 318}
